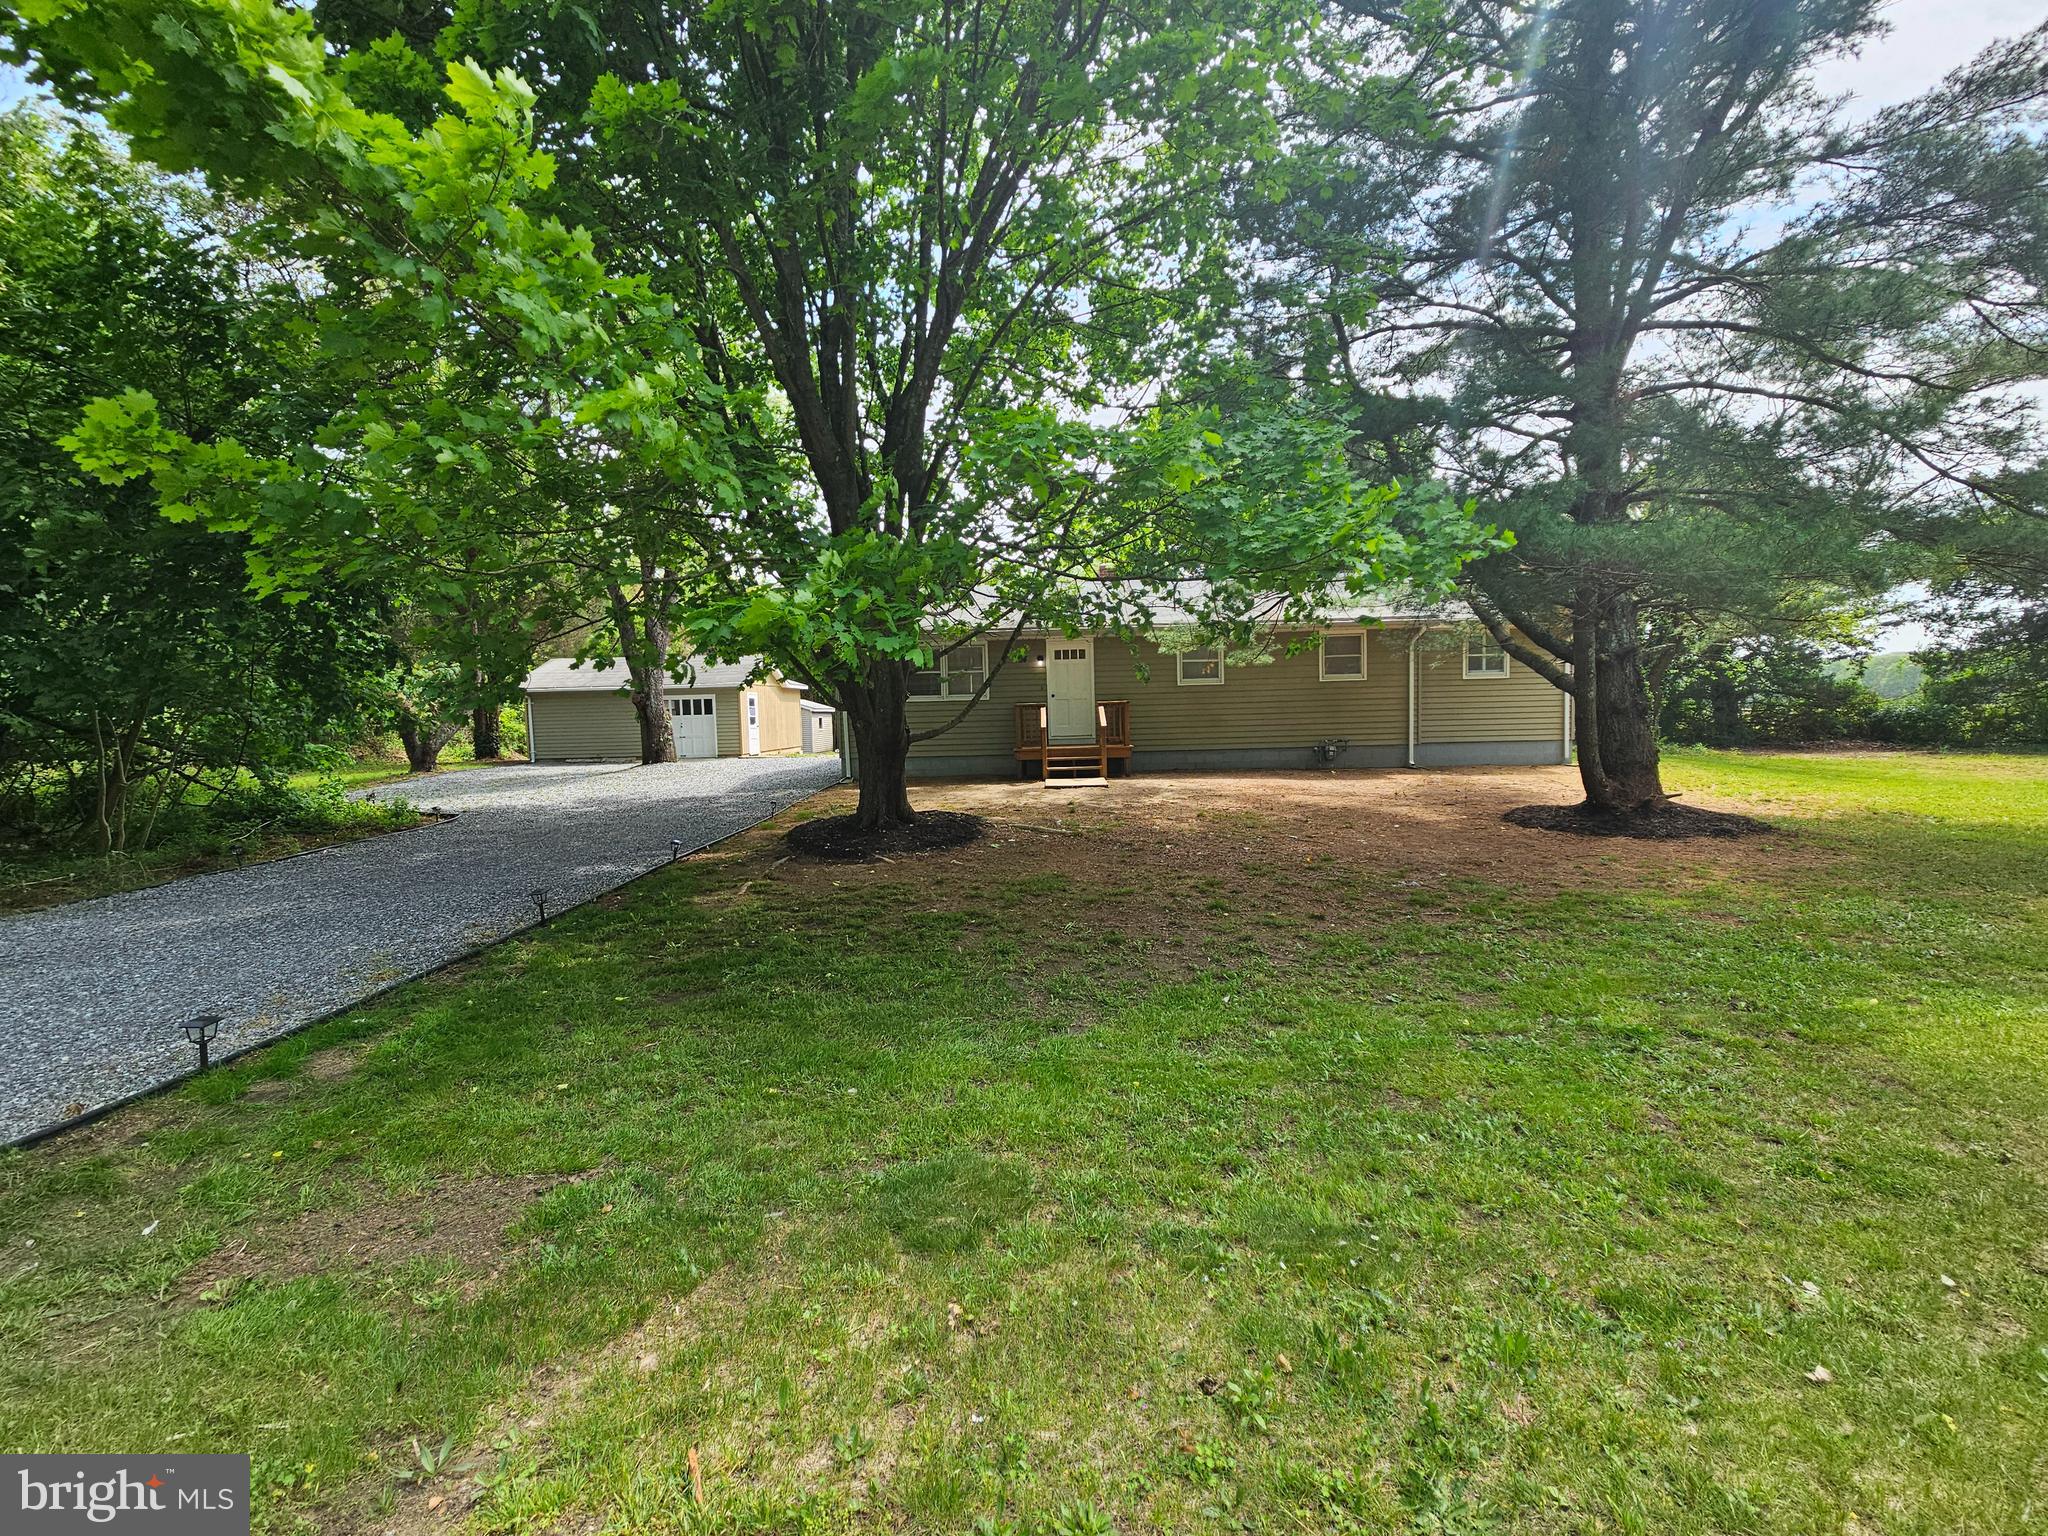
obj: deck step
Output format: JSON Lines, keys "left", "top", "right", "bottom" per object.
{"left": 1043, "top": 775, "right": 1108, "bottom": 788}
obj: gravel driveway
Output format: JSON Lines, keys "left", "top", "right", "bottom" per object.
{"left": 0, "top": 756, "right": 841, "bottom": 1145}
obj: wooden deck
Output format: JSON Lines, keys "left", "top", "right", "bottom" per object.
{"left": 1013, "top": 700, "right": 1131, "bottom": 783}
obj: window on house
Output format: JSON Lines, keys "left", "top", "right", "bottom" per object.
{"left": 1177, "top": 647, "right": 1224, "bottom": 685}
{"left": 1464, "top": 634, "right": 1509, "bottom": 677}
{"left": 910, "top": 642, "right": 988, "bottom": 699}
{"left": 947, "top": 642, "right": 986, "bottom": 698}
{"left": 1319, "top": 633, "right": 1366, "bottom": 680}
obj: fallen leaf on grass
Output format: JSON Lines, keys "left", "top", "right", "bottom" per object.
{"left": 1805, "top": 1364, "right": 1833, "bottom": 1385}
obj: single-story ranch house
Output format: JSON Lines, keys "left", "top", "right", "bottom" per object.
{"left": 894, "top": 598, "right": 1572, "bottom": 780}
{"left": 522, "top": 600, "right": 1571, "bottom": 778}
{"left": 522, "top": 657, "right": 811, "bottom": 761}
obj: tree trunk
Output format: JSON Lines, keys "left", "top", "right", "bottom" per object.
{"left": 95, "top": 756, "right": 128, "bottom": 855}
{"left": 845, "top": 670, "right": 916, "bottom": 831}
{"left": 92, "top": 710, "right": 144, "bottom": 854}
{"left": 396, "top": 711, "right": 445, "bottom": 774}
{"left": 471, "top": 705, "right": 502, "bottom": 760}
{"left": 604, "top": 579, "right": 677, "bottom": 766}
{"left": 1575, "top": 593, "right": 1666, "bottom": 812}
{"left": 631, "top": 680, "right": 676, "bottom": 765}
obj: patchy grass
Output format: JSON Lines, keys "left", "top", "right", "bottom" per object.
{"left": 1, "top": 751, "right": 2043, "bottom": 1535}
{"left": 0, "top": 780, "right": 422, "bottom": 914}
{"left": 0, "top": 747, "right": 528, "bottom": 914}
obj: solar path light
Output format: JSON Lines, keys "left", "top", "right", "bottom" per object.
{"left": 182, "top": 1013, "right": 224, "bottom": 1071}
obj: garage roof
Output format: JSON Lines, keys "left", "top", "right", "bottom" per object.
{"left": 523, "top": 656, "right": 794, "bottom": 693}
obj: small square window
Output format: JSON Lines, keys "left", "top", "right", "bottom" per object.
{"left": 1319, "top": 633, "right": 1366, "bottom": 680}
{"left": 1464, "top": 635, "right": 1509, "bottom": 678}
{"left": 1177, "top": 648, "right": 1224, "bottom": 686}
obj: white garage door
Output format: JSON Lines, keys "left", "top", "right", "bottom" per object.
{"left": 669, "top": 695, "right": 717, "bottom": 758}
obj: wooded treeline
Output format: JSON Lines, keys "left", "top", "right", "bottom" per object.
{"left": 0, "top": 114, "right": 544, "bottom": 859}
{"left": 1, "top": 0, "right": 2043, "bottom": 849}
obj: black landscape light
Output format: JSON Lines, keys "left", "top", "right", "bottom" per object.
{"left": 670, "top": 838, "right": 684, "bottom": 861}
{"left": 530, "top": 887, "right": 549, "bottom": 925}
{"left": 182, "top": 1013, "right": 224, "bottom": 1071}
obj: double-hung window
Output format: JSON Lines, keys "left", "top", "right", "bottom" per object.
{"left": 909, "top": 642, "right": 988, "bottom": 699}
{"left": 1319, "top": 633, "right": 1366, "bottom": 680}
{"left": 1176, "top": 647, "right": 1224, "bottom": 686}
{"left": 1464, "top": 634, "right": 1509, "bottom": 678}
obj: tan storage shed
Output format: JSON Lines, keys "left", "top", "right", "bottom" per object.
{"left": 522, "top": 656, "right": 809, "bottom": 763}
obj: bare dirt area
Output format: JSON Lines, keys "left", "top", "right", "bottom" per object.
{"left": 783, "top": 765, "right": 1806, "bottom": 888}
{"left": 182, "top": 1173, "right": 576, "bottom": 1301}
{"left": 716, "top": 766, "right": 1821, "bottom": 978}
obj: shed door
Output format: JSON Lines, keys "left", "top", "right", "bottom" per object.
{"left": 669, "top": 695, "right": 717, "bottom": 758}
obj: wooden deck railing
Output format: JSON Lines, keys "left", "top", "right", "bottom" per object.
{"left": 1013, "top": 700, "right": 1131, "bottom": 751}
{"left": 1013, "top": 700, "right": 1131, "bottom": 781}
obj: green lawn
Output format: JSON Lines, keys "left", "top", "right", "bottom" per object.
{"left": 2, "top": 750, "right": 2043, "bottom": 1535}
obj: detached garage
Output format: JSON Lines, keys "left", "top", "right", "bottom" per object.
{"left": 522, "top": 656, "right": 814, "bottom": 762}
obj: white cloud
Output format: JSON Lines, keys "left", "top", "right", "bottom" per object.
{"left": 1808, "top": 0, "right": 2044, "bottom": 117}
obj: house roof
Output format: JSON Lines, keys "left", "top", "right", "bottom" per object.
{"left": 799, "top": 699, "right": 837, "bottom": 715}
{"left": 523, "top": 656, "right": 797, "bottom": 693}
{"left": 947, "top": 579, "right": 1475, "bottom": 633}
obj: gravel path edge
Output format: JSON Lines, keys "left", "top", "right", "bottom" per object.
{"left": 3, "top": 774, "right": 841, "bottom": 1152}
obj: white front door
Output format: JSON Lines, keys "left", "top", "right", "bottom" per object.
{"left": 745, "top": 693, "right": 761, "bottom": 754}
{"left": 1045, "top": 640, "right": 1096, "bottom": 742}
{"left": 670, "top": 695, "right": 717, "bottom": 758}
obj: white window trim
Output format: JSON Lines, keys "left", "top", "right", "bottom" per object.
{"left": 1463, "top": 635, "right": 1510, "bottom": 679}
{"left": 1318, "top": 632, "right": 1368, "bottom": 682}
{"left": 911, "top": 641, "right": 988, "bottom": 700}
{"left": 1176, "top": 648, "right": 1226, "bottom": 687}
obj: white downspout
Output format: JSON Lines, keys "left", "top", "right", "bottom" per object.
{"left": 1405, "top": 628, "right": 1419, "bottom": 768}
{"left": 1562, "top": 678, "right": 1574, "bottom": 764}
{"left": 524, "top": 697, "right": 537, "bottom": 762}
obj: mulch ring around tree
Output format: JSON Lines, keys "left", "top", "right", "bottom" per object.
{"left": 1502, "top": 799, "right": 1775, "bottom": 841}
{"left": 785, "top": 809, "right": 989, "bottom": 862}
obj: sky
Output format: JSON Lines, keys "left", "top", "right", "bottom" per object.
{"left": 1806, "top": 2, "right": 2044, "bottom": 649}
{"left": 1808, "top": 0, "right": 2044, "bottom": 115}
{"left": 4, "top": 0, "right": 2041, "bottom": 648}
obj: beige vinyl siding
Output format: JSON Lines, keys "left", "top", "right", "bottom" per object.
{"left": 528, "top": 690, "right": 642, "bottom": 761}
{"left": 746, "top": 683, "right": 805, "bottom": 754}
{"left": 906, "top": 630, "right": 1417, "bottom": 760}
{"left": 905, "top": 642, "right": 1044, "bottom": 760}
{"left": 1100, "top": 631, "right": 1409, "bottom": 749}
{"left": 1415, "top": 633, "right": 1563, "bottom": 743}
{"left": 896, "top": 625, "right": 1565, "bottom": 766}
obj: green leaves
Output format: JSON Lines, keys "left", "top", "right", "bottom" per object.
{"left": 60, "top": 389, "right": 170, "bottom": 485}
